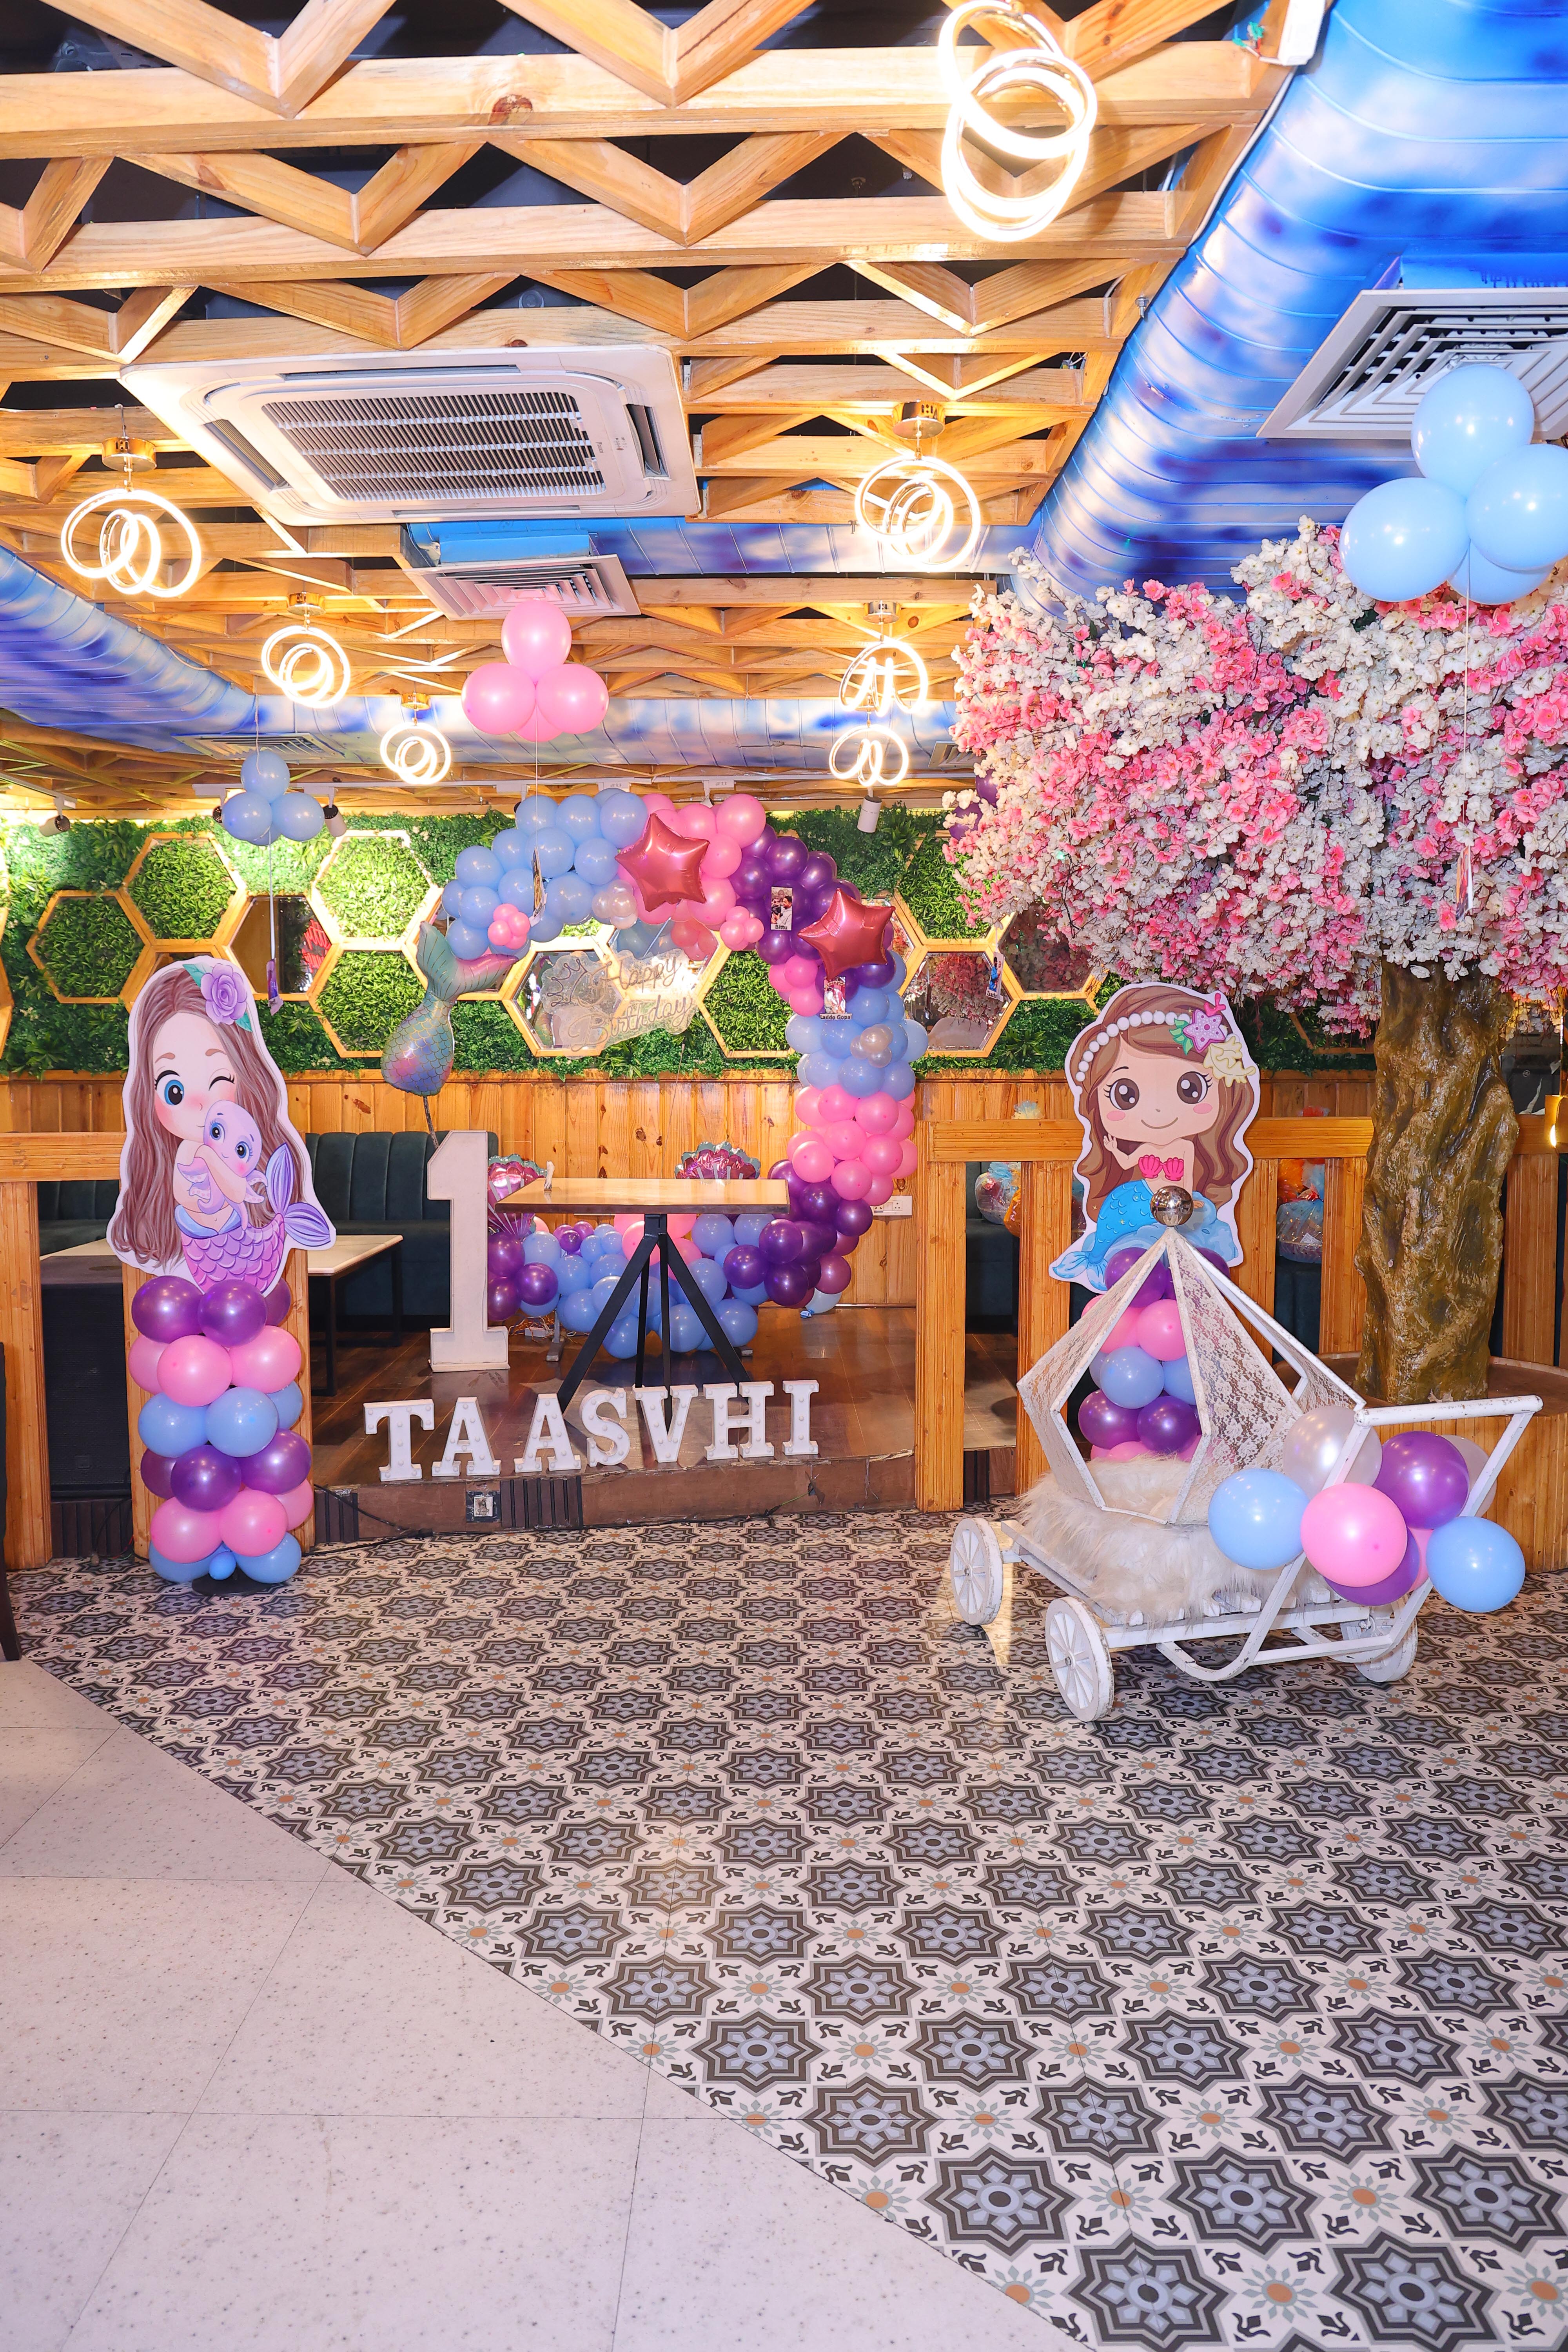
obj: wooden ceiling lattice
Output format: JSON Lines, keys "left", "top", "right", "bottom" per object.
{"left": 0, "top": 0, "right": 1303, "bottom": 814}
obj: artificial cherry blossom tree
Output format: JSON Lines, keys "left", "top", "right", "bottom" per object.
{"left": 948, "top": 519, "right": 1568, "bottom": 1402}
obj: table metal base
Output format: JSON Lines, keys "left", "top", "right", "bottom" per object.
{"left": 553, "top": 1211, "right": 747, "bottom": 1414}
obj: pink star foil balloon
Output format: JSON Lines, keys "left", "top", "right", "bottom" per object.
{"left": 616, "top": 813, "right": 712, "bottom": 911}
{"left": 796, "top": 888, "right": 894, "bottom": 983}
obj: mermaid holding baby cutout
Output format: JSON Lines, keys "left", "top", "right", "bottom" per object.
{"left": 109, "top": 958, "right": 334, "bottom": 1287}
{"left": 1052, "top": 982, "right": 1259, "bottom": 1293}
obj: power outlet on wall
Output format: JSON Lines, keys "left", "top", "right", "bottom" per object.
{"left": 465, "top": 1488, "right": 500, "bottom": 1523}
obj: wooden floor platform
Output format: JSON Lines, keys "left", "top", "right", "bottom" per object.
{"left": 310, "top": 1310, "right": 1022, "bottom": 1536}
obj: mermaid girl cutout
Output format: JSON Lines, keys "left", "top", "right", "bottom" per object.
{"left": 1052, "top": 982, "right": 1259, "bottom": 1293}
{"left": 109, "top": 958, "right": 334, "bottom": 1290}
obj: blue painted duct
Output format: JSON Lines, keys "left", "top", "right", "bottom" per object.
{"left": 0, "top": 540, "right": 252, "bottom": 738}
{"left": 1024, "top": 0, "right": 1568, "bottom": 595}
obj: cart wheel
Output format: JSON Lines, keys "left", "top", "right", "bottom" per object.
{"left": 949, "top": 1517, "right": 1005, "bottom": 1626}
{"left": 1046, "top": 1595, "right": 1114, "bottom": 1721}
{"left": 1358, "top": 1625, "right": 1418, "bottom": 1683}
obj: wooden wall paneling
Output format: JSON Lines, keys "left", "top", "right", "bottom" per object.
{"left": 915, "top": 1136, "right": 967, "bottom": 1512}
{"left": 1232, "top": 1158, "right": 1278, "bottom": 1352}
{"left": 1014, "top": 1158, "right": 1072, "bottom": 1495}
{"left": 1319, "top": 1155, "right": 1368, "bottom": 1360}
{"left": 1503, "top": 1152, "right": 1559, "bottom": 1366}
{"left": 121, "top": 1260, "right": 154, "bottom": 1563}
{"left": 281, "top": 1243, "right": 314, "bottom": 1551}
{"left": 0, "top": 1178, "right": 51, "bottom": 1568}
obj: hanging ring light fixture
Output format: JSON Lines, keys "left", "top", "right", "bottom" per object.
{"left": 60, "top": 428, "right": 202, "bottom": 599}
{"left": 829, "top": 725, "right": 912, "bottom": 789}
{"left": 938, "top": 1, "right": 1097, "bottom": 242}
{"left": 261, "top": 602, "right": 352, "bottom": 703}
{"left": 380, "top": 705, "right": 453, "bottom": 785}
{"left": 854, "top": 450, "right": 983, "bottom": 572}
{"left": 839, "top": 636, "right": 931, "bottom": 716}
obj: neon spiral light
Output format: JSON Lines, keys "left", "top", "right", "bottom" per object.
{"left": 854, "top": 454, "right": 983, "bottom": 572}
{"left": 829, "top": 726, "right": 911, "bottom": 789}
{"left": 839, "top": 637, "right": 931, "bottom": 716}
{"left": 261, "top": 622, "right": 352, "bottom": 704}
{"left": 938, "top": 0, "right": 1097, "bottom": 241}
{"left": 379, "top": 717, "right": 453, "bottom": 784}
{"left": 59, "top": 486, "right": 203, "bottom": 599}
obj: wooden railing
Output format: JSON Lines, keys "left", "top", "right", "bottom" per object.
{"left": 914, "top": 1111, "right": 1564, "bottom": 1512}
{"left": 0, "top": 1134, "right": 313, "bottom": 1573}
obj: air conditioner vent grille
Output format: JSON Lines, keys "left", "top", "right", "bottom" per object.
{"left": 260, "top": 386, "right": 604, "bottom": 503}
{"left": 1261, "top": 289, "right": 1568, "bottom": 441}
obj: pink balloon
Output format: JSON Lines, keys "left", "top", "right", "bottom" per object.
{"left": 229, "top": 1326, "right": 303, "bottom": 1392}
{"left": 619, "top": 1217, "right": 644, "bottom": 1252}
{"left": 1300, "top": 1483, "right": 1408, "bottom": 1589}
{"left": 517, "top": 705, "right": 561, "bottom": 742}
{"left": 821, "top": 1120, "right": 864, "bottom": 1159}
{"left": 791, "top": 1137, "right": 835, "bottom": 1183}
{"left": 1136, "top": 1301, "right": 1186, "bottom": 1362}
{"left": 1104, "top": 1308, "right": 1144, "bottom": 1352}
{"left": 642, "top": 791, "right": 676, "bottom": 820}
{"left": 856, "top": 1093, "right": 899, "bottom": 1135}
{"left": 768, "top": 967, "right": 791, "bottom": 996}
{"left": 701, "top": 836, "right": 741, "bottom": 878}
{"left": 674, "top": 1236, "right": 701, "bottom": 1265}
{"left": 220, "top": 1487, "right": 288, "bottom": 1557}
{"left": 697, "top": 880, "right": 737, "bottom": 927}
{"left": 716, "top": 792, "right": 768, "bottom": 844}
{"left": 817, "top": 1084, "right": 855, "bottom": 1125}
{"left": 863, "top": 1172, "right": 895, "bottom": 1205}
{"left": 670, "top": 804, "right": 717, "bottom": 840}
{"left": 159, "top": 1333, "right": 233, "bottom": 1408}
{"left": 128, "top": 1336, "right": 166, "bottom": 1392}
{"left": 861, "top": 1134, "right": 903, "bottom": 1176}
{"left": 462, "top": 661, "right": 536, "bottom": 737}
{"left": 667, "top": 1213, "right": 696, "bottom": 1238}
{"left": 789, "top": 989, "right": 823, "bottom": 1014}
{"left": 788, "top": 1126, "right": 826, "bottom": 1166}
{"left": 1103, "top": 1439, "right": 1152, "bottom": 1461}
{"left": 891, "top": 1104, "right": 916, "bottom": 1139}
{"left": 276, "top": 1479, "right": 314, "bottom": 1528}
{"left": 150, "top": 1498, "right": 223, "bottom": 1564}
{"left": 794, "top": 1087, "right": 823, "bottom": 1126}
{"left": 782, "top": 954, "right": 818, "bottom": 989}
{"left": 501, "top": 597, "right": 573, "bottom": 681}
{"left": 896, "top": 1140, "right": 918, "bottom": 1178}
{"left": 719, "top": 911, "right": 753, "bottom": 949}
{"left": 535, "top": 662, "right": 609, "bottom": 737}
{"left": 831, "top": 1158, "right": 871, "bottom": 1200}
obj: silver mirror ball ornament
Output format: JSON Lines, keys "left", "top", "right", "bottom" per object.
{"left": 1149, "top": 1183, "right": 1194, "bottom": 1228}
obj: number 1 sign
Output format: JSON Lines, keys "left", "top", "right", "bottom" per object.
{"left": 428, "top": 1129, "right": 510, "bottom": 1372}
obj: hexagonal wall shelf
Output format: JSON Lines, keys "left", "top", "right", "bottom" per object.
{"left": 28, "top": 890, "right": 155, "bottom": 1006}
{"left": 232, "top": 894, "right": 332, "bottom": 1002}
{"left": 122, "top": 832, "right": 244, "bottom": 951}
{"left": 902, "top": 946, "right": 1014, "bottom": 1056}
{"left": 312, "top": 830, "right": 438, "bottom": 947}
{"left": 999, "top": 906, "right": 1098, "bottom": 1000}
{"left": 313, "top": 947, "right": 425, "bottom": 1058}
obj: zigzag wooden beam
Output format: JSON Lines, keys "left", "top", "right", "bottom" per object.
{"left": 59, "top": 0, "right": 400, "bottom": 118}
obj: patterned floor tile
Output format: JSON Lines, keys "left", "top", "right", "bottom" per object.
{"left": 16, "top": 1519, "right": 1568, "bottom": 2346}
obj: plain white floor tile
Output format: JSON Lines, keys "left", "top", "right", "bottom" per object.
{"left": 0, "top": 1878, "right": 313, "bottom": 2111}
{"left": 0, "top": 2110, "right": 185, "bottom": 2352}
{"left": 615, "top": 2112, "right": 1044, "bottom": 2352}
{"left": 0, "top": 1726, "right": 327, "bottom": 1885}
{"left": 200, "top": 1866, "right": 651, "bottom": 2120}
{"left": 65, "top": 2112, "right": 640, "bottom": 2352}
{"left": 0, "top": 1660, "right": 114, "bottom": 1733}
{"left": 0, "top": 1727, "right": 115, "bottom": 1846}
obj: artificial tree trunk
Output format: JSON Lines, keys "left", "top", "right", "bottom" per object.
{"left": 1355, "top": 961, "right": 1517, "bottom": 1404}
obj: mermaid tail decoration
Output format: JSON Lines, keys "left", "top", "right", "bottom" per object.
{"left": 178, "top": 1145, "right": 333, "bottom": 1294}
{"left": 381, "top": 922, "right": 519, "bottom": 1099}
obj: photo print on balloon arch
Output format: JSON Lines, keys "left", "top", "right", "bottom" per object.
{"left": 1052, "top": 982, "right": 1260, "bottom": 1293}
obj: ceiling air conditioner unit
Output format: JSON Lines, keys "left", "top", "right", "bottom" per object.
{"left": 398, "top": 534, "right": 641, "bottom": 621}
{"left": 120, "top": 346, "right": 698, "bottom": 527}
{"left": 1260, "top": 288, "right": 1568, "bottom": 441}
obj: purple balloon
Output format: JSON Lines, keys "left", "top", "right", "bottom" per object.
{"left": 798, "top": 852, "right": 837, "bottom": 896}
{"left": 557, "top": 1225, "right": 583, "bottom": 1255}
{"left": 850, "top": 957, "right": 896, "bottom": 989}
{"left": 765, "top": 831, "right": 806, "bottom": 881}
{"left": 263, "top": 1278, "right": 292, "bottom": 1328}
{"left": 170, "top": 1443, "right": 245, "bottom": 1513}
{"left": 734, "top": 853, "right": 769, "bottom": 896}
{"left": 797, "top": 1218, "right": 838, "bottom": 1260}
{"left": 488, "top": 1232, "right": 524, "bottom": 1279}
{"left": 244, "top": 1428, "right": 311, "bottom": 1495}
{"left": 724, "top": 1244, "right": 765, "bottom": 1290}
{"left": 1321, "top": 1530, "right": 1425, "bottom": 1606}
{"left": 518, "top": 1261, "right": 560, "bottom": 1309}
{"left": 488, "top": 1277, "right": 520, "bottom": 1322}
{"left": 140, "top": 1448, "right": 177, "bottom": 1499}
{"left": 1103, "top": 1246, "right": 1174, "bottom": 1307}
{"left": 1078, "top": 1389, "right": 1141, "bottom": 1449}
{"left": 767, "top": 1158, "right": 792, "bottom": 1183}
{"left": 759, "top": 1218, "right": 804, "bottom": 1267}
{"left": 765, "top": 1262, "right": 813, "bottom": 1307}
{"left": 796, "top": 1256, "right": 822, "bottom": 1294}
{"left": 974, "top": 775, "right": 999, "bottom": 805}
{"left": 835, "top": 1196, "right": 875, "bottom": 1237}
{"left": 201, "top": 1279, "right": 266, "bottom": 1347}
{"left": 758, "top": 927, "right": 795, "bottom": 965}
{"left": 796, "top": 1181, "right": 838, "bottom": 1222}
{"left": 131, "top": 1276, "right": 203, "bottom": 1344}
{"left": 1136, "top": 1395, "right": 1199, "bottom": 1455}
{"left": 1197, "top": 1249, "right": 1229, "bottom": 1276}
{"left": 1374, "top": 1432, "right": 1469, "bottom": 1529}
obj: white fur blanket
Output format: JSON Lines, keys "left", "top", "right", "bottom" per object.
{"left": 1011, "top": 1457, "right": 1333, "bottom": 1628}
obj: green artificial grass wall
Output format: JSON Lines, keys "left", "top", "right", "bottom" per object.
{"left": 316, "top": 834, "right": 433, "bottom": 941}
{"left": 125, "top": 837, "right": 236, "bottom": 943}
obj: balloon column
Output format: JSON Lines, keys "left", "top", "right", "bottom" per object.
{"left": 132, "top": 1272, "right": 310, "bottom": 1585}
{"left": 1340, "top": 363, "right": 1568, "bottom": 607}
{"left": 462, "top": 597, "right": 611, "bottom": 745}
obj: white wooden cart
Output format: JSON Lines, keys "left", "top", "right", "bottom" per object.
{"left": 947, "top": 1234, "right": 1539, "bottom": 1721}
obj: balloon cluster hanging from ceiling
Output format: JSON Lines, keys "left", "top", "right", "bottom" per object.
{"left": 1340, "top": 363, "right": 1568, "bottom": 606}
{"left": 461, "top": 598, "right": 611, "bottom": 743}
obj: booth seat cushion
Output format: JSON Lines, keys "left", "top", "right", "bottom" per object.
{"left": 38, "top": 1176, "right": 121, "bottom": 1258}
{"left": 303, "top": 1130, "right": 497, "bottom": 1322}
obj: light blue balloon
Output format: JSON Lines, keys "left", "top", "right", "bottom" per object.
{"left": 590, "top": 1272, "right": 625, "bottom": 1313}
{"left": 1162, "top": 1354, "right": 1196, "bottom": 1404}
{"left": 241, "top": 748, "right": 291, "bottom": 800}
{"left": 604, "top": 1313, "right": 642, "bottom": 1360}
{"left": 489, "top": 828, "right": 523, "bottom": 868}
{"left": 1207, "top": 1469, "right": 1307, "bottom": 1573}
{"left": 557, "top": 793, "right": 603, "bottom": 841}
{"left": 523, "top": 1231, "right": 563, "bottom": 1267}
{"left": 731, "top": 1280, "right": 768, "bottom": 1307}
{"left": 1340, "top": 477, "right": 1468, "bottom": 602}
{"left": 886, "top": 952, "right": 907, "bottom": 990}
{"left": 274, "top": 792, "right": 324, "bottom": 842}
{"left": 853, "top": 990, "right": 892, "bottom": 1025}
{"left": 556, "top": 1252, "right": 593, "bottom": 1295}
{"left": 883, "top": 1060, "right": 916, "bottom": 1101}
{"left": 149, "top": 1540, "right": 208, "bottom": 1584}
{"left": 548, "top": 874, "right": 594, "bottom": 923}
{"left": 1447, "top": 545, "right": 1549, "bottom": 605}
{"left": 817, "top": 1022, "right": 852, "bottom": 1061}
{"left": 797, "top": 1054, "right": 836, "bottom": 1090}
{"left": 137, "top": 1394, "right": 208, "bottom": 1456}
{"left": 784, "top": 1015, "right": 823, "bottom": 1054}
{"left": 515, "top": 797, "right": 557, "bottom": 836}
{"left": 573, "top": 836, "right": 617, "bottom": 887}
{"left": 206, "top": 1386, "right": 279, "bottom": 1457}
{"left": 693, "top": 1212, "right": 735, "bottom": 1259}
{"left": 268, "top": 1381, "right": 303, "bottom": 1430}
{"left": 803, "top": 1290, "right": 837, "bottom": 1317}
{"left": 719, "top": 1300, "right": 759, "bottom": 1345}
{"left": 676, "top": 1257, "right": 726, "bottom": 1304}
{"left": 560, "top": 1287, "right": 600, "bottom": 1333}
{"left": 528, "top": 910, "right": 563, "bottom": 944}
{"left": 668, "top": 1303, "right": 704, "bottom": 1353}
{"left": 903, "top": 1020, "right": 929, "bottom": 1059}
{"left": 460, "top": 886, "right": 498, "bottom": 924}
{"left": 1412, "top": 363, "right": 1534, "bottom": 496}
{"left": 1425, "top": 1516, "right": 1525, "bottom": 1613}
{"left": 597, "top": 788, "right": 648, "bottom": 847}
{"left": 236, "top": 1534, "right": 302, "bottom": 1586}
{"left": 497, "top": 875, "right": 533, "bottom": 909}
{"left": 207, "top": 1546, "right": 237, "bottom": 1581}
{"left": 445, "top": 920, "right": 489, "bottom": 960}
{"left": 839, "top": 1057, "right": 879, "bottom": 1099}
{"left": 733, "top": 1212, "right": 771, "bottom": 1247}
{"left": 222, "top": 789, "right": 275, "bottom": 846}
{"left": 1099, "top": 1346, "right": 1163, "bottom": 1409}
{"left": 455, "top": 846, "right": 502, "bottom": 887}
{"left": 533, "top": 826, "right": 576, "bottom": 878}
{"left": 441, "top": 881, "right": 466, "bottom": 916}
{"left": 1466, "top": 443, "right": 1568, "bottom": 572}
